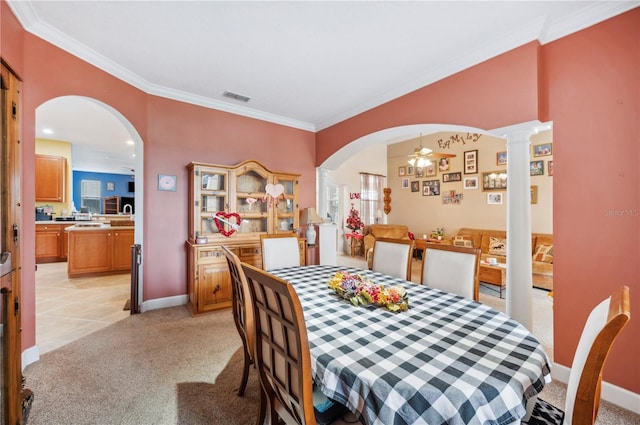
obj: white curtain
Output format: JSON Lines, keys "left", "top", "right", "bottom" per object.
{"left": 360, "top": 173, "right": 386, "bottom": 227}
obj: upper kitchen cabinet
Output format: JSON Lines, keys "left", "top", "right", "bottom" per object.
{"left": 35, "top": 154, "right": 67, "bottom": 202}
{"left": 188, "top": 159, "right": 300, "bottom": 242}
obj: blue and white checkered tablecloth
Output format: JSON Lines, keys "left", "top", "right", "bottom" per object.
{"left": 271, "top": 265, "right": 552, "bottom": 425}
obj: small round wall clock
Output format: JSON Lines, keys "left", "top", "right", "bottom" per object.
{"left": 158, "top": 174, "right": 177, "bottom": 191}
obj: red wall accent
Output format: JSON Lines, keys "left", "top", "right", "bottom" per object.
{"left": 541, "top": 8, "right": 639, "bottom": 392}
{"left": 316, "top": 41, "right": 540, "bottom": 165}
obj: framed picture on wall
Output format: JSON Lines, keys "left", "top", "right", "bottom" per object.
{"left": 548, "top": 160, "right": 554, "bottom": 176}
{"left": 463, "top": 150, "right": 477, "bottom": 174}
{"left": 437, "top": 157, "right": 450, "bottom": 172}
{"left": 442, "top": 172, "right": 461, "bottom": 183}
{"left": 463, "top": 176, "right": 478, "bottom": 190}
{"left": 496, "top": 151, "right": 507, "bottom": 165}
{"left": 411, "top": 181, "right": 420, "bottom": 192}
{"left": 530, "top": 160, "right": 544, "bottom": 176}
{"left": 106, "top": 181, "right": 115, "bottom": 191}
{"left": 406, "top": 165, "right": 414, "bottom": 176}
{"left": 398, "top": 166, "right": 406, "bottom": 176}
{"left": 487, "top": 193, "right": 503, "bottom": 205}
{"left": 530, "top": 185, "right": 538, "bottom": 204}
{"left": 424, "top": 163, "right": 436, "bottom": 177}
{"left": 401, "top": 178, "right": 409, "bottom": 189}
{"left": 533, "top": 143, "right": 552, "bottom": 157}
{"left": 415, "top": 167, "right": 424, "bottom": 178}
{"left": 482, "top": 170, "right": 507, "bottom": 191}
{"left": 422, "top": 179, "right": 440, "bottom": 196}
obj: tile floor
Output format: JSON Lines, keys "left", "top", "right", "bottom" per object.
{"left": 35, "top": 262, "right": 131, "bottom": 354}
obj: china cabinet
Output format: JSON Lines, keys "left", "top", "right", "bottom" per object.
{"left": 186, "top": 160, "right": 301, "bottom": 314}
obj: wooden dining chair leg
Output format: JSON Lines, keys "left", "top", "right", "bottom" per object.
{"left": 237, "top": 344, "right": 252, "bottom": 396}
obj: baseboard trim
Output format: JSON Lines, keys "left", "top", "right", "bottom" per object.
{"left": 22, "top": 344, "right": 40, "bottom": 369}
{"left": 551, "top": 363, "right": 640, "bottom": 414}
{"left": 141, "top": 295, "right": 187, "bottom": 312}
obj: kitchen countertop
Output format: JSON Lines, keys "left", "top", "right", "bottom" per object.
{"left": 65, "top": 223, "right": 134, "bottom": 231}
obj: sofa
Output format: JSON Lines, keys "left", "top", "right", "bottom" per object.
{"left": 363, "top": 224, "right": 412, "bottom": 269}
{"left": 454, "top": 228, "right": 553, "bottom": 290}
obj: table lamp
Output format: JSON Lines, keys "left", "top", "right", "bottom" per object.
{"left": 300, "top": 207, "right": 322, "bottom": 245}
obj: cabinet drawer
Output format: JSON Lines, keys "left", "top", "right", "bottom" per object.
{"left": 197, "top": 247, "right": 230, "bottom": 264}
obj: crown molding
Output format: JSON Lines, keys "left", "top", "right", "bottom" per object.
{"left": 8, "top": 1, "right": 638, "bottom": 133}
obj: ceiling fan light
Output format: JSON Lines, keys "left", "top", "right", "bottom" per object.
{"left": 408, "top": 158, "right": 416, "bottom": 166}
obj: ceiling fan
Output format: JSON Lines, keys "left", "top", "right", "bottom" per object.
{"left": 407, "top": 133, "right": 456, "bottom": 167}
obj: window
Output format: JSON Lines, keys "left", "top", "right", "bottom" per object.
{"left": 81, "top": 180, "right": 101, "bottom": 213}
{"left": 360, "top": 173, "right": 386, "bottom": 226}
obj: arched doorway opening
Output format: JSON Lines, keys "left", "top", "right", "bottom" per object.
{"left": 34, "top": 96, "right": 144, "bottom": 353}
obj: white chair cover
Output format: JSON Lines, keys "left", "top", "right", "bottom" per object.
{"left": 262, "top": 237, "right": 300, "bottom": 271}
{"left": 422, "top": 247, "right": 477, "bottom": 299}
{"left": 372, "top": 240, "right": 412, "bottom": 280}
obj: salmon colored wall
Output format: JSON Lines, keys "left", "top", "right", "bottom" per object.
{"left": 541, "top": 9, "right": 639, "bottom": 392}
{"left": 1, "top": 4, "right": 315, "bottom": 350}
{"left": 317, "top": 11, "right": 639, "bottom": 394}
{"left": 143, "top": 96, "right": 315, "bottom": 300}
{"left": 316, "top": 41, "right": 540, "bottom": 165}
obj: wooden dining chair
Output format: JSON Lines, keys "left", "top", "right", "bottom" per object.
{"left": 221, "top": 246, "right": 255, "bottom": 395}
{"left": 260, "top": 233, "right": 303, "bottom": 271}
{"left": 221, "top": 246, "right": 268, "bottom": 425}
{"left": 370, "top": 237, "right": 414, "bottom": 280}
{"left": 420, "top": 244, "right": 481, "bottom": 301}
{"left": 523, "top": 285, "right": 631, "bottom": 425}
{"left": 241, "top": 263, "right": 347, "bottom": 425}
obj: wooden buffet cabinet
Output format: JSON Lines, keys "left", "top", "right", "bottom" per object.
{"left": 186, "top": 160, "right": 301, "bottom": 314}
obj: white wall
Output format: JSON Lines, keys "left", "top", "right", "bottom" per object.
{"left": 328, "top": 144, "right": 387, "bottom": 253}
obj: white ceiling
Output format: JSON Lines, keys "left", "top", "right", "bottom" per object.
{"left": 10, "top": 1, "right": 638, "bottom": 174}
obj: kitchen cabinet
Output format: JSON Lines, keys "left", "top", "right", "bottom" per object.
{"left": 35, "top": 154, "right": 66, "bottom": 202}
{"left": 67, "top": 227, "right": 134, "bottom": 277}
{"left": 36, "top": 223, "right": 73, "bottom": 263}
{"left": 186, "top": 159, "right": 300, "bottom": 314}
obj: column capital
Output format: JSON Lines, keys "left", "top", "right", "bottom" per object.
{"left": 489, "top": 120, "right": 552, "bottom": 146}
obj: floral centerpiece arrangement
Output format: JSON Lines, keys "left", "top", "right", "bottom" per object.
{"left": 345, "top": 204, "right": 365, "bottom": 234}
{"left": 328, "top": 271, "right": 409, "bottom": 312}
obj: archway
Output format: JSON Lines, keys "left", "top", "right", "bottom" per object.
{"left": 34, "top": 95, "right": 144, "bottom": 352}
{"left": 318, "top": 120, "right": 552, "bottom": 330}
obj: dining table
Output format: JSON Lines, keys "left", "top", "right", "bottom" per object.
{"left": 270, "top": 265, "right": 552, "bottom": 425}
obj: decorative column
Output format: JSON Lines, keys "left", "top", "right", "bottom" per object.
{"left": 495, "top": 121, "right": 549, "bottom": 330}
{"left": 317, "top": 168, "right": 330, "bottom": 220}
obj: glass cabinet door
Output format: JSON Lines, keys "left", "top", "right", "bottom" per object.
{"left": 194, "top": 167, "right": 228, "bottom": 239}
{"left": 273, "top": 174, "right": 299, "bottom": 233}
{"left": 236, "top": 168, "right": 269, "bottom": 234}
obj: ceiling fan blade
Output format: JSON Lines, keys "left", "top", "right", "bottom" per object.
{"left": 428, "top": 153, "right": 456, "bottom": 158}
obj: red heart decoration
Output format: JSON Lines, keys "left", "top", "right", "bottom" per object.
{"left": 214, "top": 211, "right": 242, "bottom": 237}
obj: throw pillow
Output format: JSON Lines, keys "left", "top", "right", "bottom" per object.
{"left": 488, "top": 237, "right": 506, "bottom": 256}
{"left": 533, "top": 244, "right": 553, "bottom": 263}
